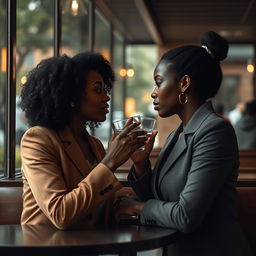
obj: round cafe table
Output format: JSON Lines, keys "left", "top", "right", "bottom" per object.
{"left": 0, "top": 224, "right": 178, "bottom": 256}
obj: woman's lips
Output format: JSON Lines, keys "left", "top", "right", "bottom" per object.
{"left": 153, "top": 102, "right": 160, "bottom": 110}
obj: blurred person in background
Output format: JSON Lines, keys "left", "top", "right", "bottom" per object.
{"left": 228, "top": 101, "right": 246, "bottom": 125}
{"left": 234, "top": 99, "right": 256, "bottom": 150}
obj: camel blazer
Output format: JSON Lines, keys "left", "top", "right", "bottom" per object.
{"left": 21, "top": 126, "right": 123, "bottom": 230}
{"left": 129, "top": 102, "right": 253, "bottom": 255}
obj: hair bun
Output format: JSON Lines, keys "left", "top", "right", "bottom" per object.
{"left": 200, "top": 31, "right": 229, "bottom": 61}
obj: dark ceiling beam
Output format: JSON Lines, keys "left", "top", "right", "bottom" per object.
{"left": 134, "top": 0, "right": 164, "bottom": 46}
{"left": 94, "top": 0, "right": 132, "bottom": 42}
{"left": 240, "top": 0, "right": 255, "bottom": 25}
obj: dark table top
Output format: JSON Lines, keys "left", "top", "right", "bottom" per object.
{"left": 0, "top": 224, "right": 178, "bottom": 255}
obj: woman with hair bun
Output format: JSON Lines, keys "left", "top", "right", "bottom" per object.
{"left": 20, "top": 52, "right": 150, "bottom": 230}
{"left": 117, "top": 31, "right": 253, "bottom": 255}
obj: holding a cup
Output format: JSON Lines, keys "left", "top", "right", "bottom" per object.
{"left": 112, "top": 116, "right": 156, "bottom": 152}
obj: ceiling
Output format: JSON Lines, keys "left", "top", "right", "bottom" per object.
{"left": 97, "top": 0, "right": 256, "bottom": 46}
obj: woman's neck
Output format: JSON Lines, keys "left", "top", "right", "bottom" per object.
{"left": 69, "top": 114, "right": 87, "bottom": 141}
{"left": 178, "top": 97, "right": 205, "bottom": 126}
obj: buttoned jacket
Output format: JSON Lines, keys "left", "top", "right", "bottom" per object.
{"left": 21, "top": 126, "right": 122, "bottom": 230}
{"left": 129, "top": 102, "right": 253, "bottom": 255}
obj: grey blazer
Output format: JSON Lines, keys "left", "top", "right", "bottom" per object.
{"left": 128, "top": 102, "right": 253, "bottom": 256}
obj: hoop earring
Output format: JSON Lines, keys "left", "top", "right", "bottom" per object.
{"left": 178, "top": 93, "right": 188, "bottom": 104}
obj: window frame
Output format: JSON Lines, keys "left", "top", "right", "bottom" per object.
{"left": 0, "top": 0, "right": 126, "bottom": 184}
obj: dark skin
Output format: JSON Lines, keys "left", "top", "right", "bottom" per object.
{"left": 116, "top": 60, "right": 205, "bottom": 217}
{"left": 69, "top": 70, "right": 148, "bottom": 171}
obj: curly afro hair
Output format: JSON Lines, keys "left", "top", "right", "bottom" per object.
{"left": 20, "top": 52, "right": 115, "bottom": 130}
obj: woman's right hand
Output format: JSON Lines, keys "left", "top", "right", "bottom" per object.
{"left": 101, "top": 120, "right": 147, "bottom": 172}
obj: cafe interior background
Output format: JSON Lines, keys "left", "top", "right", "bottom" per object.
{"left": 0, "top": 0, "right": 256, "bottom": 219}
{"left": 0, "top": 0, "right": 256, "bottom": 253}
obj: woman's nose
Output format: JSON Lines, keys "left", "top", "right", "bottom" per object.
{"left": 151, "top": 87, "right": 157, "bottom": 99}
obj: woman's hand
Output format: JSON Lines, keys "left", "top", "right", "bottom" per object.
{"left": 131, "top": 130, "right": 158, "bottom": 164}
{"left": 102, "top": 119, "right": 148, "bottom": 172}
{"left": 130, "top": 130, "right": 158, "bottom": 177}
{"left": 114, "top": 195, "right": 145, "bottom": 220}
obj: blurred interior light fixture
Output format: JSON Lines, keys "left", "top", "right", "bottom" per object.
{"left": 127, "top": 68, "right": 135, "bottom": 78}
{"left": 119, "top": 68, "right": 127, "bottom": 77}
{"left": 1, "top": 48, "right": 7, "bottom": 72}
{"left": 247, "top": 64, "right": 254, "bottom": 73}
{"left": 63, "top": 0, "right": 88, "bottom": 16}
{"left": 247, "top": 59, "right": 254, "bottom": 73}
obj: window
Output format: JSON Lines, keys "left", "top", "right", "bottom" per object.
{"left": 0, "top": 0, "right": 128, "bottom": 180}
{"left": 126, "top": 45, "right": 157, "bottom": 118}
{"left": 94, "top": 9, "right": 111, "bottom": 147}
{"left": 113, "top": 31, "right": 124, "bottom": 121}
{"left": 62, "top": 0, "right": 89, "bottom": 56}
{"left": 0, "top": 0, "right": 7, "bottom": 177}
{"left": 16, "top": 0, "right": 54, "bottom": 169}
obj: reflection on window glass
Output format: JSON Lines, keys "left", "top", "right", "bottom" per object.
{"left": 62, "top": 0, "right": 89, "bottom": 56}
{"left": 113, "top": 31, "right": 124, "bottom": 121}
{"left": 94, "top": 10, "right": 111, "bottom": 148}
{"left": 16, "top": 0, "right": 54, "bottom": 169}
{"left": 126, "top": 45, "right": 157, "bottom": 118}
{"left": 0, "top": 0, "right": 7, "bottom": 176}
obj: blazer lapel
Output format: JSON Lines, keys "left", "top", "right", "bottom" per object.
{"left": 57, "top": 127, "right": 91, "bottom": 178}
{"left": 152, "top": 124, "right": 183, "bottom": 198}
{"left": 158, "top": 133, "right": 187, "bottom": 187}
{"left": 84, "top": 131, "right": 105, "bottom": 162}
{"left": 155, "top": 101, "right": 215, "bottom": 192}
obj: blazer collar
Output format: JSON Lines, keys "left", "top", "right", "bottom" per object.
{"left": 57, "top": 126, "right": 102, "bottom": 178}
{"left": 153, "top": 101, "right": 214, "bottom": 194}
{"left": 157, "top": 127, "right": 187, "bottom": 189}
{"left": 183, "top": 101, "right": 214, "bottom": 135}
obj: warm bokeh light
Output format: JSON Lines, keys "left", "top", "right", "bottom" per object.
{"left": 21, "top": 76, "right": 27, "bottom": 85}
{"left": 119, "top": 68, "right": 127, "bottom": 77}
{"left": 127, "top": 68, "right": 135, "bottom": 77}
{"left": 142, "top": 92, "right": 152, "bottom": 103}
{"left": 125, "top": 97, "right": 136, "bottom": 117}
{"left": 101, "top": 49, "right": 110, "bottom": 61}
{"left": 247, "top": 64, "right": 254, "bottom": 73}
{"left": 1, "top": 48, "right": 7, "bottom": 73}
{"left": 71, "top": 0, "right": 79, "bottom": 16}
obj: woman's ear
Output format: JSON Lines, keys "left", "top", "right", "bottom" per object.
{"left": 179, "top": 75, "right": 191, "bottom": 93}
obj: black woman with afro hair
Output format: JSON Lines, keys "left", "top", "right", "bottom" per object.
{"left": 20, "top": 52, "right": 149, "bottom": 230}
{"left": 116, "top": 31, "right": 253, "bottom": 255}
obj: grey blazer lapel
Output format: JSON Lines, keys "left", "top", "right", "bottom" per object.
{"left": 152, "top": 124, "right": 183, "bottom": 198}
{"left": 158, "top": 134, "right": 187, "bottom": 185}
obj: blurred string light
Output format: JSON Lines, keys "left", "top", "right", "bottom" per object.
{"left": 247, "top": 64, "right": 254, "bottom": 73}
{"left": 119, "top": 68, "right": 127, "bottom": 77}
{"left": 119, "top": 67, "right": 135, "bottom": 78}
{"left": 127, "top": 68, "right": 134, "bottom": 78}
{"left": 63, "top": 0, "right": 88, "bottom": 16}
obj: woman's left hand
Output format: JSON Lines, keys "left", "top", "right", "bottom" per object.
{"left": 131, "top": 130, "right": 158, "bottom": 164}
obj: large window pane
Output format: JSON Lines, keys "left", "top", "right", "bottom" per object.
{"left": 62, "top": 0, "right": 89, "bottom": 56}
{"left": 0, "top": 0, "right": 7, "bottom": 177}
{"left": 113, "top": 31, "right": 124, "bottom": 120}
{"left": 94, "top": 10, "right": 111, "bottom": 147}
{"left": 126, "top": 45, "right": 157, "bottom": 117}
{"left": 16, "top": 0, "right": 54, "bottom": 169}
